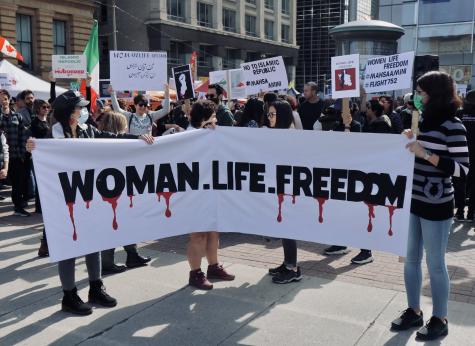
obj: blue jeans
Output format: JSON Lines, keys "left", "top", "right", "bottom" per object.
{"left": 404, "top": 213, "right": 452, "bottom": 318}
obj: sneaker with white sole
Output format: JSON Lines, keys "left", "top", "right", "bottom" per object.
{"left": 351, "top": 250, "right": 374, "bottom": 265}
{"left": 14, "top": 208, "right": 31, "bottom": 217}
{"left": 272, "top": 267, "right": 302, "bottom": 284}
{"left": 324, "top": 245, "right": 350, "bottom": 255}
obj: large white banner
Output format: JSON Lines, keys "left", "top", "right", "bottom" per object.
{"left": 52, "top": 55, "right": 87, "bottom": 79}
{"left": 109, "top": 51, "right": 167, "bottom": 92}
{"left": 241, "top": 56, "right": 288, "bottom": 95}
{"left": 33, "top": 128, "right": 414, "bottom": 262}
{"left": 363, "top": 52, "right": 415, "bottom": 93}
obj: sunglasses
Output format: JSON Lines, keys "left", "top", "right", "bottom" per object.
{"left": 267, "top": 112, "right": 277, "bottom": 118}
{"left": 205, "top": 94, "right": 216, "bottom": 99}
{"left": 137, "top": 102, "right": 149, "bottom": 107}
{"left": 41, "top": 105, "right": 50, "bottom": 110}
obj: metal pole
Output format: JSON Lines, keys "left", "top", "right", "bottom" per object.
{"left": 470, "top": 0, "right": 475, "bottom": 53}
{"left": 112, "top": 0, "right": 118, "bottom": 50}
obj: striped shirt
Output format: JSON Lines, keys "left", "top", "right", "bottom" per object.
{"left": 411, "top": 117, "right": 470, "bottom": 220}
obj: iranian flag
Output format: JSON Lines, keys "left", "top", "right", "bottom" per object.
{"left": 0, "top": 35, "right": 23, "bottom": 61}
{"left": 80, "top": 21, "right": 99, "bottom": 112}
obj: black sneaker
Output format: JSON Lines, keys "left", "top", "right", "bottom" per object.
{"left": 391, "top": 308, "right": 424, "bottom": 331}
{"left": 14, "top": 208, "right": 31, "bottom": 217}
{"left": 62, "top": 287, "right": 92, "bottom": 315}
{"left": 268, "top": 263, "right": 287, "bottom": 276}
{"left": 467, "top": 210, "right": 474, "bottom": 222}
{"left": 324, "top": 245, "right": 350, "bottom": 255}
{"left": 454, "top": 212, "right": 465, "bottom": 222}
{"left": 351, "top": 250, "right": 374, "bottom": 265}
{"left": 416, "top": 317, "right": 448, "bottom": 341}
{"left": 102, "top": 263, "right": 127, "bottom": 276}
{"left": 126, "top": 253, "right": 152, "bottom": 268}
{"left": 272, "top": 267, "right": 302, "bottom": 284}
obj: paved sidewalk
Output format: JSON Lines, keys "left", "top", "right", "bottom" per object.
{"left": 1, "top": 194, "right": 475, "bottom": 345}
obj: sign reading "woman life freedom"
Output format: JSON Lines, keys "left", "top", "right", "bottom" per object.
{"left": 241, "top": 56, "right": 288, "bottom": 95}
{"left": 33, "top": 128, "right": 414, "bottom": 262}
{"left": 109, "top": 51, "right": 168, "bottom": 92}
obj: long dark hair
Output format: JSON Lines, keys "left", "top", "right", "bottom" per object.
{"left": 237, "top": 98, "right": 264, "bottom": 127}
{"left": 271, "top": 100, "right": 294, "bottom": 129}
{"left": 190, "top": 100, "right": 216, "bottom": 128}
{"left": 33, "top": 99, "right": 50, "bottom": 116}
{"left": 418, "top": 71, "right": 461, "bottom": 129}
{"left": 53, "top": 104, "right": 76, "bottom": 138}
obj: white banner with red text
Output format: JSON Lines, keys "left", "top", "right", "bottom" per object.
{"left": 33, "top": 128, "right": 414, "bottom": 262}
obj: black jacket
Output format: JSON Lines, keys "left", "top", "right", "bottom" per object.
{"left": 51, "top": 123, "right": 139, "bottom": 139}
{"left": 364, "top": 115, "right": 392, "bottom": 134}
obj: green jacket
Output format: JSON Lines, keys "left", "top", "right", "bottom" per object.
{"left": 216, "top": 104, "right": 235, "bottom": 127}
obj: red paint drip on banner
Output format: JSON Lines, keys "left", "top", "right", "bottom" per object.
{"left": 276, "top": 194, "right": 297, "bottom": 222}
{"left": 67, "top": 202, "right": 77, "bottom": 241}
{"left": 129, "top": 195, "right": 133, "bottom": 208}
{"left": 365, "top": 202, "right": 376, "bottom": 232}
{"left": 315, "top": 197, "right": 328, "bottom": 223}
{"left": 102, "top": 195, "right": 120, "bottom": 230}
{"left": 85, "top": 200, "right": 90, "bottom": 209}
{"left": 157, "top": 192, "right": 174, "bottom": 217}
{"left": 386, "top": 205, "right": 398, "bottom": 237}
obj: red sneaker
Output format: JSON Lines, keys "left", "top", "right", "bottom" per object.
{"left": 189, "top": 269, "right": 213, "bottom": 290}
{"left": 207, "top": 263, "right": 235, "bottom": 281}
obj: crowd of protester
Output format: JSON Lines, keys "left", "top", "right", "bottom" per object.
{"left": 1, "top": 69, "right": 472, "bottom": 341}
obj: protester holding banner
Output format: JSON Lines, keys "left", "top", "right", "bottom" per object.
{"left": 0, "top": 90, "right": 31, "bottom": 217}
{"left": 298, "top": 82, "right": 323, "bottom": 130}
{"left": 285, "top": 95, "right": 303, "bottom": 130}
{"left": 391, "top": 71, "right": 469, "bottom": 341}
{"left": 109, "top": 84, "right": 170, "bottom": 136}
{"left": 267, "top": 100, "right": 303, "bottom": 284}
{"left": 26, "top": 90, "right": 154, "bottom": 315}
{"left": 206, "top": 84, "right": 235, "bottom": 127}
{"left": 186, "top": 100, "right": 235, "bottom": 290}
{"left": 16, "top": 89, "right": 35, "bottom": 126}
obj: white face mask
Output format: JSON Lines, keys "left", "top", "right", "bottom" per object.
{"left": 78, "top": 107, "right": 89, "bottom": 125}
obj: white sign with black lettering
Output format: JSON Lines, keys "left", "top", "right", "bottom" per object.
{"left": 363, "top": 52, "right": 415, "bottom": 93}
{"left": 241, "top": 56, "right": 288, "bottom": 95}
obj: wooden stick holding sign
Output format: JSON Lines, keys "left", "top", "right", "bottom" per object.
{"left": 341, "top": 98, "right": 352, "bottom": 131}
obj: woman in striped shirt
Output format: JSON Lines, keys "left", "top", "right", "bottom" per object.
{"left": 391, "top": 71, "right": 469, "bottom": 341}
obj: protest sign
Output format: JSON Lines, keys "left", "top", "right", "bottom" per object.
{"left": 173, "top": 64, "right": 195, "bottom": 100}
{"left": 0, "top": 73, "right": 12, "bottom": 89}
{"left": 229, "top": 69, "right": 247, "bottom": 99}
{"left": 99, "top": 79, "right": 111, "bottom": 98}
{"left": 109, "top": 51, "right": 167, "bottom": 92}
{"left": 241, "top": 56, "right": 288, "bottom": 95}
{"left": 169, "top": 77, "right": 176, "bottom": 90}
{"left": 363, "top": 52, "right": 415, "bottom": 93}
{"left": 33, "top": 128, "right": 414, "bottom": 262}
{"left": 209, "top": 70, "right": 229, "bottom": 96}
{"left": 331, "top": 54, "right": 360, "bottom": 99}
{"left": 52, "top": 55, "right": 87, "bottom": 79}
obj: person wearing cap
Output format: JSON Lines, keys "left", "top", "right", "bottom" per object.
{"left": 109, "top": 84, "right": 170, "bottom": 136}
{"left": 26, "top": 90, "right": 154, "bottom": 316}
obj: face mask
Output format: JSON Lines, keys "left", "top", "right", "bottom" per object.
{"left": 413, "top": 94, "right": 424, "bottom": 112}
{"left": 78, "top": 107, "right": 89, "bottom": 125}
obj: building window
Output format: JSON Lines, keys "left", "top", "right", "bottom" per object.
{"left": 281, "top": 24, "right": 290, "bottom": 43}
{"left": 197, "top": 2, "right": 213, "bottom": 28}
{"left": 222, "top": 8, "right": 236, "bottom": 33}
{"left": 265, "top": 0, "right": 274, "bottom": 10}
{"left": 167, "top": 0, "right": 185, "bottom": 22}
{"left": 246, "top": 0, "right": 256, "bottom": 4}
{"left": 223, "top": 49, "right": 237, "bottom": 69}
{"left": 16, "top": 14, "right": 33, "bottom": 69}
{"left": 169, "top": 41, "right": 186, "bottom": 65}
{"left": 198, "top": 45, "right": 213, "bottom": 68}
{"left": 53, "top": 20, "right": 66, "bottom": 55}
{"left": 282, "top": 0, "right": 290, "bottom": 15}
{"left": 245, "top": 15, "right": 257, "bottom": 37}
{"left": 264, "top": 20, "right": 274, "bottom": 40}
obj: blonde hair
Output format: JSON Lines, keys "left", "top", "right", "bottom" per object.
{"left": 99, "top": 111, "right": 127, "bottom": 134}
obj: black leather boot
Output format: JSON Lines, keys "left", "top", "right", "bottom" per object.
{"left": 88, "top": 280, "right": 117, "bottom": 307}
{"left": 62, "top": 287, "right": 92, "bottom": 315}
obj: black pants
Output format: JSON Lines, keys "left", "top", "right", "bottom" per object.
{"left": 282, "top": 239, "right": 297, "bottom": 268}
{"left": 467, "top": 166, "right": 475, "bottom": 214}
{"left": 32, "top": 164, "right": 41, "bottom": 212}
{"left": 453, "top": 176, "right": 466, "bottom": 212}
{"left": 9, "top": 158, "right": 30, "bottom": 210}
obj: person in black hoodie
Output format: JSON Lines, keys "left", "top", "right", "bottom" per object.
{"left": 26, "top": 90, "right": 154, "bottom": 316}
{"left": 324, "top": 100, "right": 391, "bottom": 264}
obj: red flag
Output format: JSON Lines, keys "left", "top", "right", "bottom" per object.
{"left": 0, "top": 36, "right": 23, "bottom": 61}
{"left": 190, "top": 51, "right": 197, "bottom": 81}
